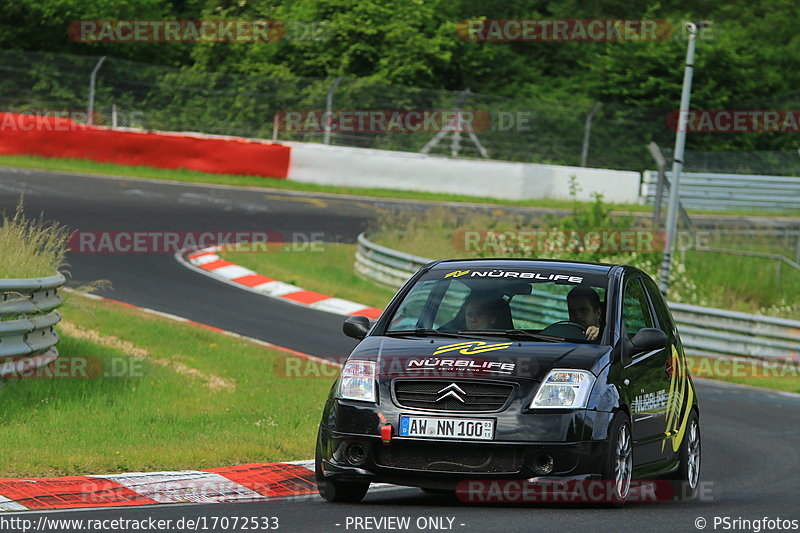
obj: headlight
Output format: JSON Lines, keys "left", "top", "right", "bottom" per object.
{"left": 337, "top": 360, "right": 377, "bottom": 402}
{"left": 531, "top": 370, "right": 596, "bottom": 409}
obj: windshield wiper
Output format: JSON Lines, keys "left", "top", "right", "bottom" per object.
{"left": 385, "top": 328, "right": 465, "bottom": 338}
{"left": 458, "top": 329, "right": 565, "bottom": 343}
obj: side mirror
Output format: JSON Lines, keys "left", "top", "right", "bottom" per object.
{"left": 343, "top": 316, "right": 371, "bottom": 340}
{"left": 631, "top": 328, "right": 667, "bottom": 352}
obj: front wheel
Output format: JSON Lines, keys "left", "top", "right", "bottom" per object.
{"left": 315, "top": 431, "right": 369, "bottom": 503}
{"left": 603, "top": 411, "right": 633, "bottom": 505}
{"left": 667, "top": 410, "right": 701, "bottom": 501}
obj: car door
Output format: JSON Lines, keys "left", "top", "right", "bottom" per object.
{"left": 641, "top": 275, "right": 690, "bottom": 461}
{"left": 620, "top": 275, "right": 671, "bottom": 465}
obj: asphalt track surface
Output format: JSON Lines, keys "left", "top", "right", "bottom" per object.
{"left": 1, "top": 167, "right": 798, "bottom": 532}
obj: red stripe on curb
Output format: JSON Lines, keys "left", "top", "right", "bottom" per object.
{"left": 232, "top": 274, "right": 275, "bottom": 287}
{"left": 0, "top": 477, "right": 156, "bottom": 509}
{"left": 199, "top": 259, "right": 234, "bottom": 271}
{"left": 355, "top": 307, "right": 383, "bottom": 319}
{"left": 281, "top": 290, "right": 329, "bottom": 305}
{"left": 202, "top": 463, "right": 316, "bottom": 498}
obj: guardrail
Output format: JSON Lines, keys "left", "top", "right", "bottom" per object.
{"left": 0, "top": 273, "right": 65, "bottom": 377}
{"left": 355, "top": 233, "right": 800, "bottom": 362}
{"left": 642, "top": 170, "right": 800, "bottom": 211}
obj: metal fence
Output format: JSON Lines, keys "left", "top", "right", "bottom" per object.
{"left": 355, "top": 233, "right": 800, "bottom": 363}
{"left": 6, "top": 48, "right": 800, "bottom": 173}
{"left": 0, "top": 273, "right": 64, "bottom": 378}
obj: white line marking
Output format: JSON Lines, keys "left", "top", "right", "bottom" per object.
{"left": 309, "top": 298, "right": 369, "bottom": 315}
{"left": 254, "top": 281, "right": 304, "bottom": 297}
{"left": 212, "top": 265, "right": 255, "bottom": 279}
{"left": 189, "top": 253, "right": 221, "bottom": 266}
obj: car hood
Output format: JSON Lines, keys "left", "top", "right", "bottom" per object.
{"left": 349, "top": 335, "right": 612, "bottom": 382}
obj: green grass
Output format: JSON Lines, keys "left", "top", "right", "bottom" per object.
{"left": 2, "top": 153, "right": 798, "bottom": 218}
{"left": 220, "top": 243, "right": 396, "bottom": 310}
{"left": 683, "top": 247, "right": 800, "bottom": 314}
{"left": 0, "top": 292, "right": 337, "bottom": 477}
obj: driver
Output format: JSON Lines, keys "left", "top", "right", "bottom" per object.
{"left": 566, "top": 286, "right": 603, "bottom": 341}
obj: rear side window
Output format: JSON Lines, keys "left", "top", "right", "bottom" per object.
{"left": 622, "top": 277, "right": 654, "bottom": 339}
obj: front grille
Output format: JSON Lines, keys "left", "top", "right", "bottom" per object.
{"left": 394, "top": 380, "right": 513, "bottom": 411}
{"left": 375, "top": 441, "right": 523, "bottom": 473}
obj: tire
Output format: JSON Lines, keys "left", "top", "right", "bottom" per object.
{"left": 315, "top": 431, "right": 370, "bottom": 503}
{"left": 666, "top": 410, "right": 701, "bottom": 501}
{"left": 602, "top": 411, "right": 633, "bottom": 506}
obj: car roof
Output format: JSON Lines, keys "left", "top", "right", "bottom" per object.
{"left": 428, "top": 258, "right": 615, "bottom": 276}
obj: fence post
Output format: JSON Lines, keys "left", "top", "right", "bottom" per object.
{"left": 87, "top": 56, "right": 107, "bottom": 126}
{"left": 324, "top": 77, "right": 341, "bottom": 145}
{"left": 659, "top": 23, "right": 698, "bottom": 294}
{"left": 647, "top": 142, "right": 667, "bottom": 228}
{"left": 580, "top": 103, "right": 602, "bottom": 167}
{"left": 795, "top": 232, "right": 800, "bottom": 264}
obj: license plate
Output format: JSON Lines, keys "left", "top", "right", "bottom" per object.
{"left": 398, "top": 415, "right": 494, "bottom": 440}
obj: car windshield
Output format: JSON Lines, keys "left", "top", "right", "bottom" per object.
{"left": 385, "top": 267, "right": 609, "bottom": 344}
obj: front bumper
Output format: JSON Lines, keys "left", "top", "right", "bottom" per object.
{"left": 318, "top": 427, "right": 610, "bottom": 490}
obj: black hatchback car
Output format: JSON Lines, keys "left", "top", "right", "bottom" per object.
{"left": 315, "top": 259, "right": 700, "bottom": 504}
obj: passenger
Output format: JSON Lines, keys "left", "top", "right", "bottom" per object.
{"left": 566, "top": 286, "right": 603, "bottom": 341}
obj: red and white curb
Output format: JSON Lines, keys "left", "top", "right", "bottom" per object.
{"left": 177, "top": 246, "right": 383, "bottom": 319}
{"left": 0, "top": 462, "right": 317, "bottom": 512}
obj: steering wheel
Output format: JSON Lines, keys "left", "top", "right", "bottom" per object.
{"left": 540, "top": 321, "right": 587, "bottom": 338}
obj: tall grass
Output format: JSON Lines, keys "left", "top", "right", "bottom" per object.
{"left": 0, "top": 198, "right": 69, "bottom": 278}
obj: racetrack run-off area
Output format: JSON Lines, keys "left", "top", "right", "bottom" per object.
{"left": 1, "top": 167, "right": 799, "bottom": 532}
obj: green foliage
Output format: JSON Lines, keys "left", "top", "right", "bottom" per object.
{"left": 3, "top": 0, "right": 800, "bottom": 156}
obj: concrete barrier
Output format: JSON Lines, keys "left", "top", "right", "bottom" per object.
{"left": 286, "top": 142, "right": 641, "bottom": 202}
